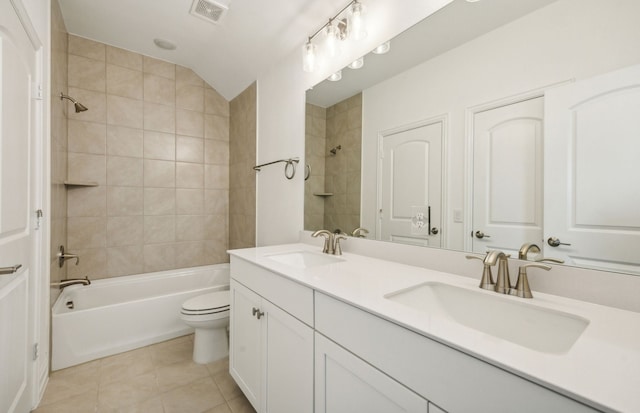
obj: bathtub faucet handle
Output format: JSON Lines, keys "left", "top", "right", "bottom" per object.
{"left": 57, "top": 245, "right": 80, "bottom": 267}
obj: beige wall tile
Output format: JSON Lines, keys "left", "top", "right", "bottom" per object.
{"left": 176, "top": 162, "right": 203, "bottom": 189}
{"left": 68, "top": 120, "right": 106, "bottom": 154}
{"left": 205, "top": 215, "right": 227, "bottom": 243}
{"left": 67, "top": 217, "right": 106, "bottom": 249}
{"left": 205, "top": 88, "right": 229, "bottom": 117}
{"left": 107, "top": 186, "right": 143, "bottom": 216}
{"left": 144, "top": 215, "right": 176, "bottom": 243}
{"left": 67, "top": 186, "right": 106, "bottom": 217}
{"left": 177, "top": 109, "right": 204, "bottom": 137}
{"left": 107, "top": 216, "right": 144, "bottom": 246}
{"left": 68, "top": 152, "right": 106, "bottom": 184}
{"left": 107, "top": 95, "right": 143, "bottom": 128}
{"left": 68, "top": 54, "right": 106, "bottom": 92}
{"left": 144, "top": 74, "right": 175, "bottom": 106}
{"left": 106, "top": 45, "right": 142, "bottom": 71}
{"left": 107, "top": 245, "right": 144, "bottom": 277}
{"left": 176, "top": 136, "right": 204, "bottom": 163}
{"left": 204, "top": 139, "right": 229, "bottom": 165}
{"left": 107, "top": 156, "right": 143, "bottom": 186}
{"left": 143, "top": 56, "right": 175, "bottom": 79}
{"left": 175, "top": 241, "right": 207, "bottom": 268}
{"left": 176, "top": 215, "right": 206, "bottom": 241}
{"left": 144, "top": 131, "right": 175, "bottom": 161}
{"left": 66, "top": 247, "right": 107, "bottom": 279}
{"left": 144, "top": 188, "right": 176, "bottom": 215}
{"left": 204, "top": 165, "right": 228, "bottom": 189}
{"left": 176, "top": 66, "right": 204, "bottom": 87}
{"left": 69, "top": 35, "right": 105, "bottom": 61}
{"left": 67, "top": 87, "right": 106, "bottom": 123}
{"left": 204, "top": 114, "right": 229, "bottom": 141}
{"left": 107, "top": 125, "right": 143, "bottom": 158}
{"left": 204, "top": 190, "right": 228, "bottom": 215}
{"left": 107, "top": 64, "right": 143, "bottom": 100}
{"left": 176, "top": 189, "right": 204, "bottom": 215}
{"left": 144, "top": 159, "right": 176, "bottom": 188}
{"left": 144, "top": 243, "right": 175, "bottom": 272}
{"left": 176, "top": 85, "right": 204, "bottom": 112}
{"left": 144, "top": 102, "right": 175, "bottom": 133}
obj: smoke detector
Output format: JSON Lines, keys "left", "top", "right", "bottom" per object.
{"left": 190, "top": 0, "right": 229, "bottom": 25}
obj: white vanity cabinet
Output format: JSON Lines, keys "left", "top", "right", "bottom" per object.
{"left": 229, "top": 257, "right": 314, "bottom": 413}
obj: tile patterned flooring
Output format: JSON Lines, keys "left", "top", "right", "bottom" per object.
{"left": 33, "top": 335, "right": 256, "bottom": 413}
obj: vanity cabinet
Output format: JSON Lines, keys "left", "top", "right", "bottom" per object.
{"left": 229, "top": 258, "right": 314, "bottom": 413}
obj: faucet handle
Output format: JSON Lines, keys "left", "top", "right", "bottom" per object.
{"left": 510, "top": 263, "right": 551, "bottom": 298}
{"left": 465, "top": 255, "right": 495, "bottom": 290}
{"left": 311, "top": 230, "right": 334, "bottom": 254}
{"left": 333, "top": 235, "right": 347, "bottom": 255}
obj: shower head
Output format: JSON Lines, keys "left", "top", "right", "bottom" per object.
{"left": 60, "top": 93, "right": 88, "bottom": 113}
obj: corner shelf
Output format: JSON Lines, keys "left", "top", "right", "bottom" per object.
{"left": 64, "top": 180, "right": 99, "bottom": 187}
{"left": 313, "top": 193, "right": 334, "bottom": 197}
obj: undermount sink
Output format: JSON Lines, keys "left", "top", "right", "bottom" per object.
{"left": 385, "top": 282, "right": 589, "bottom": 354}
{"left": 265, "top": 251, "right": 344, "bottom": 269}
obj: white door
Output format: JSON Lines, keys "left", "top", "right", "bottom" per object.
{"left": 379, "top": 120, "right": 443, "bottom": 247}
{"left": 315, "top": 333, "right": 428, "bottom": 413}
{"left": 472, "top": 97, "right": 544, "bottom": 255}
{"left": 544, "top": 64, "right": 640, "bottom": 273}
{"left": 0, "top": 1, "right": 38, "bottom": 412}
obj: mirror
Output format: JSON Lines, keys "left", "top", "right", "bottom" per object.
{"left": 304, "top": 0, "right": 640, "bottom": 275}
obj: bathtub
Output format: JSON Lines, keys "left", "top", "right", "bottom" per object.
{"left": 52, "top": 264, "right": 229, "bottom": 371}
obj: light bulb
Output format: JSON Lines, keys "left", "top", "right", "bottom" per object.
{"left": 325, "top": 21, "right": 340, "bottom": 58}
{"left": 328, "top": 70, "right": 342, "bottom": 81}
{"left": 372, "top": 41, "right": 391, "bottom": 55}
{"left": 349, "top": 1, "right": 367, "bottom": 41}
{"left": 348, "top": 57, "right": 364, "bottom": 69}
{"left": 302, "top": 40, "right": 317, "bottom": 73}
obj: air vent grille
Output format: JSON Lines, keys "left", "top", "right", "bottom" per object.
{"left": 190, "top": 0, "right": 229, "bottom": 24}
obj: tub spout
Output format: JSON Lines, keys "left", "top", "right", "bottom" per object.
{"left": 52, "top": 276, "right": 91, "bottom": 290}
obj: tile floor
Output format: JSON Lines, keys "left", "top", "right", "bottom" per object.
{"left": 33, "top": 335, "right": 256, "bottom": 413}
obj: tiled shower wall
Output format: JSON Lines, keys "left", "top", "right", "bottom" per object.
{"left": 303, "top": 94, "right": 361, "bottom": 234}
{"left": 65, "top": 35, "right": 230, "bottom": 279}
{"left": 50, "top": 0, "right": 68, "bottom": 300}
{"left": 229, "top": 83, "right": 256, "bottom": 250}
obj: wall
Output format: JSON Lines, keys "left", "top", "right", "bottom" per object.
{"left": 360, "top": 0, "right": 640, "bottom": 251}
{"left": 50, "top": 0, "right": 67, "bottom": 301}
{"left": 304, "top": 103, "right": 326, "bottom": 230}
{"left": 229, "top": 82, "right": 257, "bottom": 249}
{"left": 65, "top": 35, "right": 230, "bottom": 279}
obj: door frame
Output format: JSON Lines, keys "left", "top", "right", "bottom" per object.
{"left": 376, "top": 114, "right": 448, "bottom": 247}
{"left": 463, "top": 81, "right": 572, "bottom": 252}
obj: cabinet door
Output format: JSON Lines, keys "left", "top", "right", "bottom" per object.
{"left": 230, "top": 280, "right": 263, "bottom": 410}
{"left": 315, "top": 333, "right": 428, "bottom": 413}
{"left": 263, "top": 300, "right": 313, "bottom": 413}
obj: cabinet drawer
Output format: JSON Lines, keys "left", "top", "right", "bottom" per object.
{"left": 231, "top": 256, "right": 314, "bottom": 326}
{"left": 315, "top": 292, "right": 599, "bottom": 413}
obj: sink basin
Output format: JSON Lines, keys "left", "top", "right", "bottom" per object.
{"left": 385, "top": 282, "right": 589, "bottom": 354}
{"left": 265, "top": 251, "right": 344, "bottom": 269}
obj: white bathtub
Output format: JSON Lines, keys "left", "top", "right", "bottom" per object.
{"left": 52, "top": 264, "right": 229, "bottom": 371}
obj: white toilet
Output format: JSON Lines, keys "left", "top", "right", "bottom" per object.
{"left": 180, "top": 290, "right": 230, "bottom": 364}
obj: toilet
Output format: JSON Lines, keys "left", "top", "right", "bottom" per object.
{"left": 180, "top": 290, "right": 230, "bottom": 364}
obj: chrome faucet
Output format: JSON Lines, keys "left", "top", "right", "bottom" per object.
{"left": 312, "top": 230, "right": 335, "bottom": 254}
{"left": 484, "top": 250, "right": 511, "bottom": 294}
{"left": 51, "top": 276, "right": 91, "bottom": 290}
{"left": 518, "top": 243, "right": 565, "bottom": 264}
{"left": 351, "top": 227, "right": 369, "bottom": 238}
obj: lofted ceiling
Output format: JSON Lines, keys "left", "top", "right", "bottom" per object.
{"left": 58, "top": 0, "right": 347, "bottom": 100}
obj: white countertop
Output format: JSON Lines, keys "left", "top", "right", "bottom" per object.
{"left": 228, "top": 243, "right": 640, "bottom": 413}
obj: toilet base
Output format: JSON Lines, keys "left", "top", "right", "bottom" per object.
{"left": 193, "top": 327, "right": 228, "bottom": 364}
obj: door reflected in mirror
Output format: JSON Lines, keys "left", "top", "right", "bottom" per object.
{"left": 304, "top": 0, "right": 640, "bottom": 275}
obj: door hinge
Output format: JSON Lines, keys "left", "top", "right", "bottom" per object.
{"left": 35, "top": 209, "right": 43, "bottom": 230}
{"left": 33, "top": 343, "right": 39, "bottom": 360}
{"left": 32, "top": 82, "right": 44, "bottom": 100}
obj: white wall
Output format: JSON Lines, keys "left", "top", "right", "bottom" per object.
{"left": 255, "top": 0, "right": 453, "bottom": 246}
{"left": 361, "top": 0, "right": 640, "bottom": 250}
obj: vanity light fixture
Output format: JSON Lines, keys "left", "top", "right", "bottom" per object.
{"left": 328, "top": 70, "right": 343, "bottom": 81}
{"left": 302, "top": 0, "right": 367, "bottom": 73}
{"left": 348, "top": 56, "right": 364, "bottom": 69}
{"left": 372, "top": 41, "right": 391, "bottom": 55}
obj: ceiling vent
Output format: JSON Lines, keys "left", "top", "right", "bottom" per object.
{"left": 190, "top": 0, "right": 229, "bottom": 25}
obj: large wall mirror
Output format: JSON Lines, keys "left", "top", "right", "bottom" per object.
{"left": 304, "top": 0, "right": 640, "bottom": 275}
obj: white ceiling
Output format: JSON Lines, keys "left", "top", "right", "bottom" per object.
{"left": 58, "top": 0, "right": 347, "bottom": 100}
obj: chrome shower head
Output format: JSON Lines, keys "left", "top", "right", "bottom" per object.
{"left": 60, "top": 93, "right": 88, "bottom": 113}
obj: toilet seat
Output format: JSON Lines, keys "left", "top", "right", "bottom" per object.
{"left": 181, "top": 291, "right": 229, "bottom": 316}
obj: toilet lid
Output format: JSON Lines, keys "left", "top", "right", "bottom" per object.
{"left": 182, "top": 291, "right": 229, "bottom": 313}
